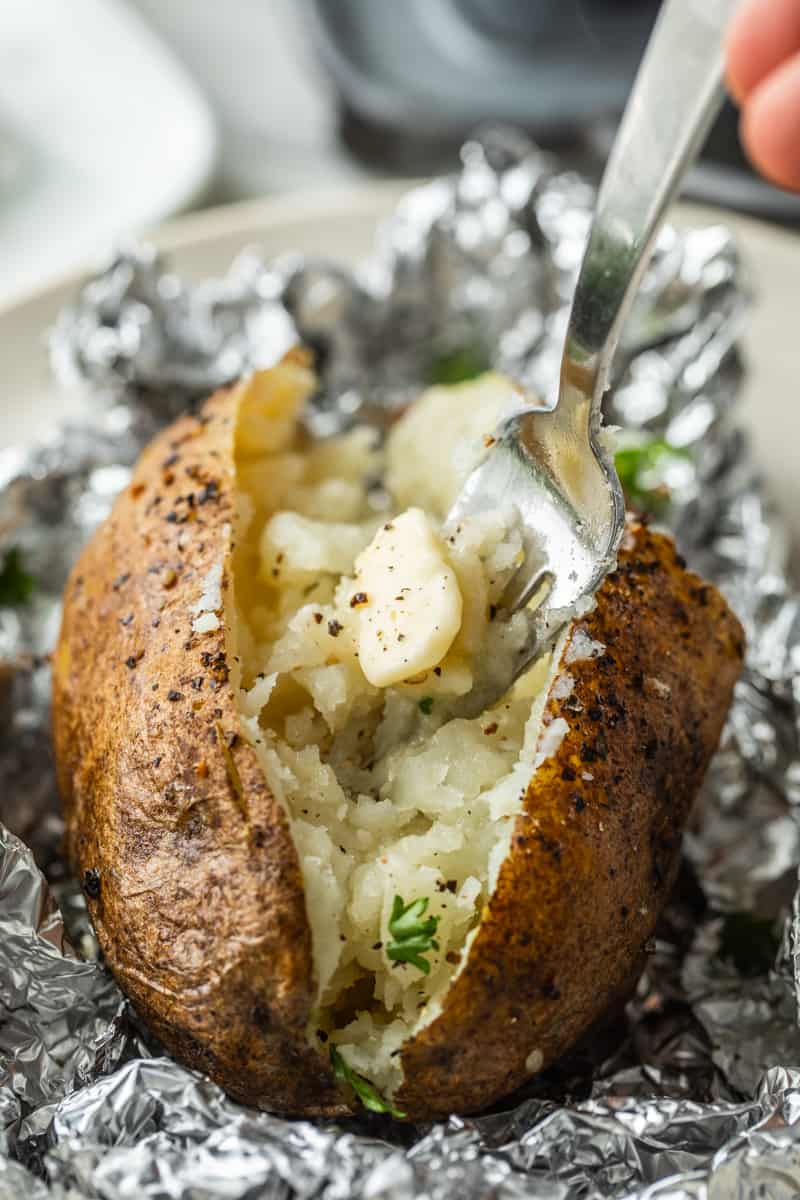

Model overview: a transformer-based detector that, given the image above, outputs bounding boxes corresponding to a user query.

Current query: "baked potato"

[53,355,744,1119]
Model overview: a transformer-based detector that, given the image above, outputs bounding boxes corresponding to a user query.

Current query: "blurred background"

[3,0,800,305]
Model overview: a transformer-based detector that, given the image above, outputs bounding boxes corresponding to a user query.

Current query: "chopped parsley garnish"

[718,911,781,978]
[429,346,490,386]
[386,894,440,974]
[329,1045,405,1118]
[0,547,34,606]
[614,439,691,513]
[418,696,434,715]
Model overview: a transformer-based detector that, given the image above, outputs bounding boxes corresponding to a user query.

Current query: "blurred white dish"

[0,183,798,551]
[0,0,216,304]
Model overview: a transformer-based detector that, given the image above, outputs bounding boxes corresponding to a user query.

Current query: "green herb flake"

[418,696,434,715]
[0,547,35,606]
[386,894,440,974]
[428,346,490,386]
[614,439,692,513]
[329,1045,405,1118]
[718,911,781,978]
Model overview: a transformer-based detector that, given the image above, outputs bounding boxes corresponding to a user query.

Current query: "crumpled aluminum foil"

[1,127,799,1199]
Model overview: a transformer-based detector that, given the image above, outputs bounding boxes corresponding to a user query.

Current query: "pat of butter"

[353,508,462,688]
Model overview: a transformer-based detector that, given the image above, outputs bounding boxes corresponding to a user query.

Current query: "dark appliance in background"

[306,0,800,223]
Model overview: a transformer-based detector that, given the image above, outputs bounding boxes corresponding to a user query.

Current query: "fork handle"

[564,0,739,412]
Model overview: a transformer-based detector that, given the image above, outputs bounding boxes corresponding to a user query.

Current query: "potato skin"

[395,524,744,1118]
[54,377,744,1119]
[52,376,346,1117]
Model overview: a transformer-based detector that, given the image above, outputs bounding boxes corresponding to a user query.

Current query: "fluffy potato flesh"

[232,368,551,1097]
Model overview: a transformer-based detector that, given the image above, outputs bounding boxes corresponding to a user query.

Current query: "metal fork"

[447,0,739,697]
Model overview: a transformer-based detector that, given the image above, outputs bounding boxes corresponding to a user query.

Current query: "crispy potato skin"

[53,381,346,1117]
[396,524,744,1117]
[54,379,744,1119]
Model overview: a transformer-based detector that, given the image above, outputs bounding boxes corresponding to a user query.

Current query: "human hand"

[727,0,800,190]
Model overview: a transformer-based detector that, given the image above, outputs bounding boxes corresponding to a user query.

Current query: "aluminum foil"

[1,128,799,1199]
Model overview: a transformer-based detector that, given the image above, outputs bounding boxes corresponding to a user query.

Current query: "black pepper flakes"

[328,619,343,637]
[200,650,229,683]
[198,480,219,504]
[350,592,368,608]
[537,834,562,862]
[167,689,184,702]
[82,868,101,900]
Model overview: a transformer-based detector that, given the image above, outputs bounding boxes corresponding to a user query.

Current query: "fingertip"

[726,3,755,104]
[741,55,800,192]
[724,0,800,104]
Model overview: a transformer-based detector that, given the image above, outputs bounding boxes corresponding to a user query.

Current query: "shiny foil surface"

[2,130,799,1199]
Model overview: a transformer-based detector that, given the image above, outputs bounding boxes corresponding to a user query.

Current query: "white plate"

[1,183,798,551]
[0,0,217,305]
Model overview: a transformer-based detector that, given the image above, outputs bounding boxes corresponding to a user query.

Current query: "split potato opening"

[230,363,565,1099]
